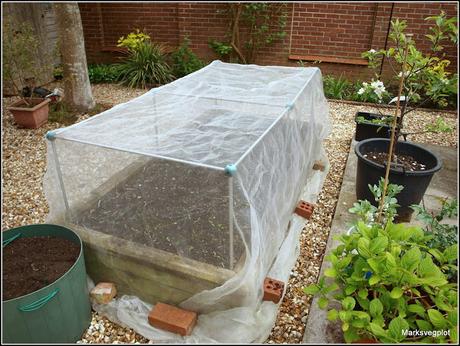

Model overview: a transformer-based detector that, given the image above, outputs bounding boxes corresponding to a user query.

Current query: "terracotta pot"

[7,98,51,129]
[353,338,379,343]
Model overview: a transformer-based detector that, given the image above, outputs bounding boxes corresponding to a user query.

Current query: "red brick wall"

[78,2,458,79]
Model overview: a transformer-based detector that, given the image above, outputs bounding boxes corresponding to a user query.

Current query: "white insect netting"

[44,60,331,343]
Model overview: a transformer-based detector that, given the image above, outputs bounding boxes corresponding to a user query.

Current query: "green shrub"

[323,75,352,100]
[116,42,173,88]
[304,181,458,343]
[88,64,120,84]
[171,38,206,78]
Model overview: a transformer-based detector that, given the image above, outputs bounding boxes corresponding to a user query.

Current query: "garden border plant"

[304,179,458,343]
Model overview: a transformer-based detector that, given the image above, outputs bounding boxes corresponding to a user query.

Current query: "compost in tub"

[44,60,331,342]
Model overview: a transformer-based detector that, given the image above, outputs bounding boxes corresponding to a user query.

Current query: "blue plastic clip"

[224,164,237,177]
[45,130,56,141]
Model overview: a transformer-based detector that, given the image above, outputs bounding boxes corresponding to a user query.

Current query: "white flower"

[370,80,384,89]
[362,82,368,87]
[368,49,376,54]
[357,88,365,95]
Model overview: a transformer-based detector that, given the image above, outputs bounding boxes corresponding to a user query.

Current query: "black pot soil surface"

[355,139,442,221]
[3,236,80,300]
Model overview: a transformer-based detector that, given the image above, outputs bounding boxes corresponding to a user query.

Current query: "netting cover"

[44,60,331,343]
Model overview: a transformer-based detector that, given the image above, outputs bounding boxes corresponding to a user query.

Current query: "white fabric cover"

[44,61,331,343]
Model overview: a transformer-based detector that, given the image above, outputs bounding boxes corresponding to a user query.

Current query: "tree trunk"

[54,3,95,111]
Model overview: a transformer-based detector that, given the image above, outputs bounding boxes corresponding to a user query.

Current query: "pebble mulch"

[2,85,457,343]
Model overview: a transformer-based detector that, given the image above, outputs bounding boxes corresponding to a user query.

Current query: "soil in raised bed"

[76,159,248,269]
[3,236,80,300]
[364,151,426,171]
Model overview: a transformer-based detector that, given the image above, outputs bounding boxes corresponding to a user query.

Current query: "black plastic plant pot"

[355,138,442,222]
[354,111,395,141]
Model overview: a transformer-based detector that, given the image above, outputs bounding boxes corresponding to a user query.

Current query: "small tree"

[360,11,458,143]
[209,3,288,64]
[2,19,50,105]
[358,12,458,221]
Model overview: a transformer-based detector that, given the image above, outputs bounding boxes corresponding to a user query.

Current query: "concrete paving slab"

[303,141,458,343]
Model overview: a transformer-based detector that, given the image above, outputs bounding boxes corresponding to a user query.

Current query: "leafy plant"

[116,42,173,88]
[305,182,458,343]
[117,29,151,51]
[412,198,458,281]
[209,3,287,63]
[88,64,120,84]
[2,19,54,105]
[360,12,458,142]
[323,75,352,100]
[208,39,233,59]
[171,37,206,78]
[412,198,458,251]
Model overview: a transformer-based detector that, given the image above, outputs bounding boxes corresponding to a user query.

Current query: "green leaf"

[416,319,432,331]
[407,304,426,317]
[428,309,448,329]
[370,236,388,254]
[401,247,422,272]
[342,322,349,332]
[318,296,329,309]
[369,275,381,285]
[447,309,457,326]
[370,298,384,317]
[344,285,357,295]
[450,327,458,343]
[324,268,337,278]
[369,322,387,338]
[429,248,445,264]
[358,288,368,300]
[390,287,404,299]
[342,297,356,311]
[444,244,458,263]
[327,309,339,321]
[339,310,352,322]
[343,328,360,343]
[367,258,382,273]
[388,316,409,342]
[303,284,320,295]
[358,238,372,258]
[323,282,340,294]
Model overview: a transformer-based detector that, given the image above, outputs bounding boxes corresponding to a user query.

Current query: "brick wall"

[78,2,457,80]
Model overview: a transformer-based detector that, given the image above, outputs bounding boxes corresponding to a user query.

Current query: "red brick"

[263,277,285,304]
[148,303,197,336]
[295,200,315,219]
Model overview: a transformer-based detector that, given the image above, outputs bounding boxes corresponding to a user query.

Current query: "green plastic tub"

[2,224,91,343]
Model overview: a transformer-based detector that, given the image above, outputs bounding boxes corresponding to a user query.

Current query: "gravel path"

[2,84,457,343]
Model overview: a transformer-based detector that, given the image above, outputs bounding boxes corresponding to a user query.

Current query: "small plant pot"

[354,112,395,141]
[2,224,91,343]
[7,97,51,129]
[355,139,442,222]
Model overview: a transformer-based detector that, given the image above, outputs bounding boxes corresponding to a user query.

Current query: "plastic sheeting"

[44,61,331,343]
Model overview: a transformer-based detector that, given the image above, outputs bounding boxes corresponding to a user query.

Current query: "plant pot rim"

[7,97,51,112]
[354,112,396,127]
[2,223,83,303]
[354,138,442,176]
